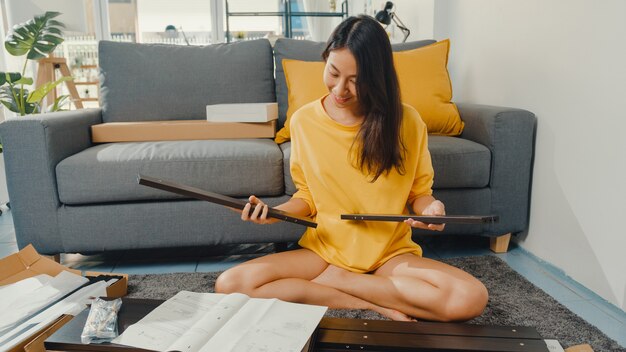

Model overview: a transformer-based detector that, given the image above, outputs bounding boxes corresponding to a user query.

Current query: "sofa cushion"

[279,142,296,195]
[99,39,276,123]
[273,38,326,132]
[428,136,491,188]
[394,40,464,136]
[281,136,490,195]
[275,59,327,143]
[56,139,284,205]
[273,38,436,131]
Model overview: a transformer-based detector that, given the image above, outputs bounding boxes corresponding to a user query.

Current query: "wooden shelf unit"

[53,38,100,108]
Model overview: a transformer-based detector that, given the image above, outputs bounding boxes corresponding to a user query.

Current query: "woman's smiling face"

[323,48,359,113]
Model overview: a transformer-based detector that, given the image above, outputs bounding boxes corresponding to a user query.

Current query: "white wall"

[433,0,626,309]
[390,0,433,41]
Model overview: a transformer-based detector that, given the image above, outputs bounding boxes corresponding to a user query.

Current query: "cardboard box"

[206,102,278,123]
[565,345,594,352]
[0,244,128,352]
[91,119,276,143]
[22,315,73,352]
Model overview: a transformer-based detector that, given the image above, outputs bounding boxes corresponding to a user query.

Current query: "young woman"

[215,15,488,322]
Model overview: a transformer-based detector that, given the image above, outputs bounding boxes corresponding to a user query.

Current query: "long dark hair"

[323,15,406,182]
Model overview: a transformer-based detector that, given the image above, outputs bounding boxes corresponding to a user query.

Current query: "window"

[225,0,283,41]
[225,0,345,42]
[0,0,350,113]
[1,0,100,108]
[108,0,214,45]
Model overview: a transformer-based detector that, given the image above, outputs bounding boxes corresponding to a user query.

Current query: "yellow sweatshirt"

[290,96,435,273]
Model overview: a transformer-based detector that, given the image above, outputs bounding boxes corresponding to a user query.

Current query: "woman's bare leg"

[214,248,413,321]
[312,254,488,321]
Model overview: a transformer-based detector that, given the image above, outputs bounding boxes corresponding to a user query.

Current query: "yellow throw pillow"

[274,59,327,144]
[394,39,463,136]
[275,39,463,143]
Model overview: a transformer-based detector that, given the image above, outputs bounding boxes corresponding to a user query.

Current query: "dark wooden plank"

[341,214,499,224]
[316,329,549,351]
[319,318,542,339]
[138,175,317,228]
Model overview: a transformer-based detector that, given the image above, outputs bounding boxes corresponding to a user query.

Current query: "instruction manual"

[113,290,327,352]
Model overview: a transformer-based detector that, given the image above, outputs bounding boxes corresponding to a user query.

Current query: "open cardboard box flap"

[0,244,128,352]
[0,244,127,297]
[0,244,80,284]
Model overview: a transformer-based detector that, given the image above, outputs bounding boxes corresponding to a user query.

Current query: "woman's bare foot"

[313,265,416,322]
[372,305,416,322]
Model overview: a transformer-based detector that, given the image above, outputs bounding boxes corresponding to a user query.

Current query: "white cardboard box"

[206,102,278,123]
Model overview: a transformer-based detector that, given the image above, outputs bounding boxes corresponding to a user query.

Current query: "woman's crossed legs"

[215,248,488,322]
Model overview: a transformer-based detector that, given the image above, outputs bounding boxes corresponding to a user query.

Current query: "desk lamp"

[375,1,411,43]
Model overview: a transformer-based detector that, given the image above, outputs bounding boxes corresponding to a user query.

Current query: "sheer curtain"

[301,0,341,42]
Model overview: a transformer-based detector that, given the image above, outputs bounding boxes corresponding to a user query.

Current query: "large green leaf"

[0,72,22,85]
[27,76,73,103]
[0,86,37,114]
[4,11,65,60]
[48,95,70,112]
[13,77,34,85]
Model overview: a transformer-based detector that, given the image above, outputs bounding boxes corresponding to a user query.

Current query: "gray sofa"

[0,39,536,256]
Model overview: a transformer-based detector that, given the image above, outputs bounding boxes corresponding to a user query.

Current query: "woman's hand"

[405,199,446,231]
[241,195,279,225]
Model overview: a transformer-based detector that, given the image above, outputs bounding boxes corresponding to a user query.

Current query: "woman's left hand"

[404,200,446,231]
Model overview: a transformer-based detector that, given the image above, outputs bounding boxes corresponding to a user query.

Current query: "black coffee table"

[45,298,549,351]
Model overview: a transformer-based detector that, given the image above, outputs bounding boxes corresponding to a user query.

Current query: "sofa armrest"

[0,108,103,253]
[457,103,537,235]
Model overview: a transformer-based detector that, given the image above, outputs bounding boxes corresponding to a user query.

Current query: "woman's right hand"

[241,195,279,225]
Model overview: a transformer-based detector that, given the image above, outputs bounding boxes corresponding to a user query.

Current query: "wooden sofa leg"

[44,254,61,263]
[489,233,511,253]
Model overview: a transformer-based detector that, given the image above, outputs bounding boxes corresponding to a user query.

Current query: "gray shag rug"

[126,255,624,351]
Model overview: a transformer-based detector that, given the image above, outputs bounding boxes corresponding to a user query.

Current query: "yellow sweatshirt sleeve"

[289,121,317,217]
[407,113,435,205]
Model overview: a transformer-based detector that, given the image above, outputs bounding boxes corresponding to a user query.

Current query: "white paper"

[199,298,326,352]
[0,271,89,336]
[0,274,53,312]
[114,291,327,352]
[168,293,249,352]
[113,291,227,351]
[0,280,107,351]
[544,339,565,352]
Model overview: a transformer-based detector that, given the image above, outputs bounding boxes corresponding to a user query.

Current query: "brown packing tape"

[91,120,277,143]
[564,345,594,352]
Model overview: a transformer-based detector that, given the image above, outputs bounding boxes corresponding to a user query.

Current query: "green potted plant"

[0,11,72,117]
[0,11,73,153]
